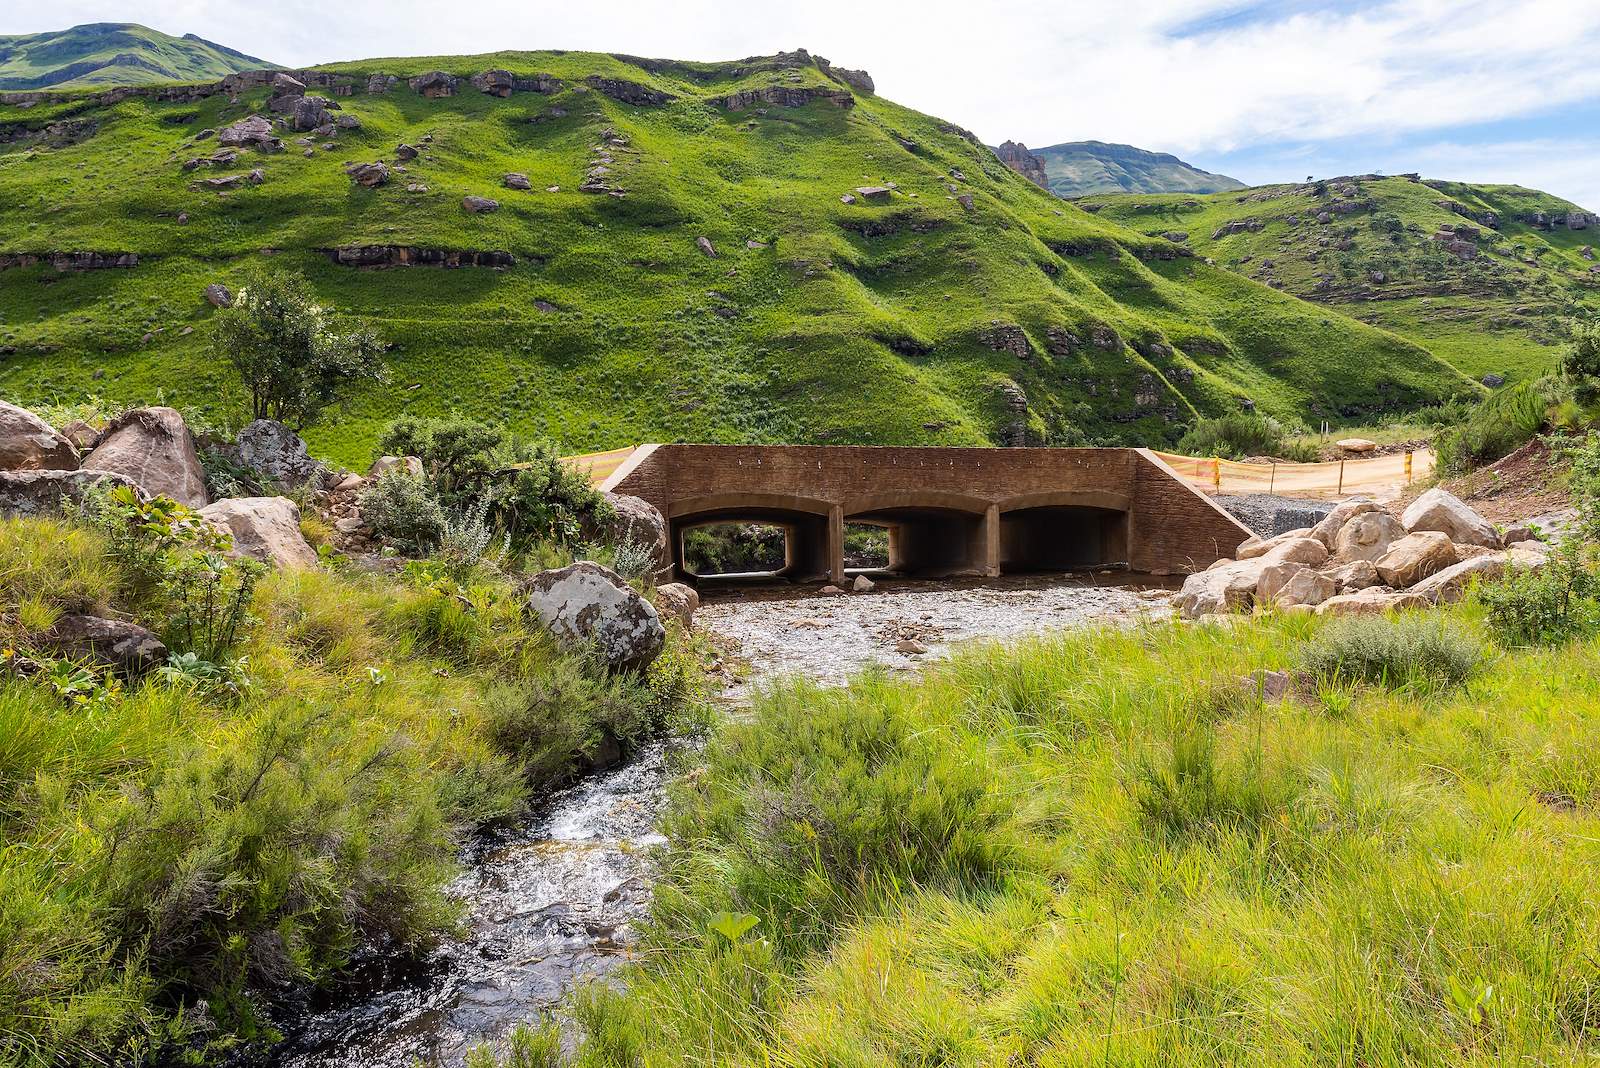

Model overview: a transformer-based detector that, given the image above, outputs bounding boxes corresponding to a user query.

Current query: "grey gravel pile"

[1216,494,1336,537]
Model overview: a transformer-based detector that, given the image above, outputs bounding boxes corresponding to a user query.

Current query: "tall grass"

[551,608,1600,1066]
[0,516,699,1064]
[1434,377,1562,474]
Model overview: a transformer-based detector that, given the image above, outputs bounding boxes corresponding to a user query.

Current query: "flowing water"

[264,575,1171,1065]
[267,746,674,1067]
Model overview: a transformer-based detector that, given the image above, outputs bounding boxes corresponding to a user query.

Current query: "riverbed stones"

[1374,531,1457,588]
[0,400,78,471]
[38,614,167,676]
[199,496,318,568]
[653,582,699,630]
[853,574,876,593]
[1176,558,1266,618]
[1401,487,1498,547]
[82,406,208,507]
[524,561,665,672]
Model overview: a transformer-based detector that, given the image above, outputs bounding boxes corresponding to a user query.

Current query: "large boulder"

[0,400,78,471]
[39,614,167,676]
[0,469,143,518]
[235,420,324,488]
[653,582,700,630]
[1374,531,1458,588]
[1257,562,1336,608]
[1324,558,1381,592]
[1410,547,1548,605]
[199,497,318,569]
[1332,510,1406,563]
[1315,587,1430,617]
[597,493,668,561]
[1261,535,1329,568]
[1235,527,1311,560]
[1401,488,1498,548]
[1176,558,1266,619]
[82,407,209,507]
[369,455,424,479]
[1310,498,1380,548]
[524,561,665,672]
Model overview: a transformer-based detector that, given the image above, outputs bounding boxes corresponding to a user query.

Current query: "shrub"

[1177,413,1314,461]
[436,496,504,578]
[1434,378,1560,474]
[1480,542,1600,647]
[1565,430,1600,543]
[1300,615,1482,691]
[607,539,658,583]
[161,550,265,662]
[1559,316,1600,400]
[359,471,447,554]
[211,266,388,428]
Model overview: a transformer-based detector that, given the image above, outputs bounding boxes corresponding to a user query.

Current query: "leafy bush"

[1435,378,1560,474]
[1177,413,1316,461]
[211,266,388,428]
[68,484,228,600]
[161,550,265,662]
[607,538,659,583]
[436,496,505,578]
[359,471,448,554]
[1559,316,1600,400]
[1300,615,1483,691]
[1479,544,1600,647]
[1566,430,1600,543]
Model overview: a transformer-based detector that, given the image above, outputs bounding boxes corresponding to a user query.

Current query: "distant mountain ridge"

[992,139,1245,198]
[0,23,269,90]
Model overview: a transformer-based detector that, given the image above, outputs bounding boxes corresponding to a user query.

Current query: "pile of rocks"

[1177,488,1548,619]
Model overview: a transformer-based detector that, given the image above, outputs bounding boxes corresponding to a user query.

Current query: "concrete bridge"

[585,445,1252,584]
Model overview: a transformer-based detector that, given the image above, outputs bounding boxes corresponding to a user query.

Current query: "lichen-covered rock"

[1401,488,1498,548]
[524,561,665,672]
[235,420,324,488]
[0,469,142,518]
[39,614,167,676]
[1374,531,1458,588]
[653,582,699,630]
[0,400,78,471]
[82,407,208,507]
[199,496,318,569]
[204,282,233,308]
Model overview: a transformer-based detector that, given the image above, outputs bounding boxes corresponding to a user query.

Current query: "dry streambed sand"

[696,576,1173,702]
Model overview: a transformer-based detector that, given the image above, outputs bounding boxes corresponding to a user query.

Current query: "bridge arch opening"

[999,504,1129,573]
[845,502,989,578]
[667,495,837,583]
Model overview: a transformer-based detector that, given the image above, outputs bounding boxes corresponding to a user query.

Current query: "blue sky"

[7,0,1598,207]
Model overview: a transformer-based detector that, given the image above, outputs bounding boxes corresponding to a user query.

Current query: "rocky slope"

[0,50,1474,467]
[1014,139,1246,198]
[1082,174,1600,385]
[0,23,269,90]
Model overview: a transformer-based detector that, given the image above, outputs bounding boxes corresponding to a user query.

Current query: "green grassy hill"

[1032,140,1246,197]
[0,50,1475,468]
[1082,175,1600,386]
[0,23,268,90]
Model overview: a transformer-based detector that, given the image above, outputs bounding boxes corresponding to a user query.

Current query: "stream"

[265,575,1171,1065]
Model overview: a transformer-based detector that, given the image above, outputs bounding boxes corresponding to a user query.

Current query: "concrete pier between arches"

[595,444,1251,583]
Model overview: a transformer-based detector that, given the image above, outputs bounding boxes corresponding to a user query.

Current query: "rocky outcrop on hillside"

[995,141,1048,189]
[1176,490,1546,619]
[719,85,853,110]
[0,252,137,271]
[321,246,516,269]
[584,75,673,106]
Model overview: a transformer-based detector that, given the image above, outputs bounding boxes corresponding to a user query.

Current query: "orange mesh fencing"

[562,446,638,487]
[1153,449,1433,501]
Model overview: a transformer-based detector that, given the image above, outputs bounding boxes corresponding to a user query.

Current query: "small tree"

[212,268,388,428]
[1559,317,1600,400]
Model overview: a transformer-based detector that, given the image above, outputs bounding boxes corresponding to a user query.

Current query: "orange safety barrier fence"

[1153,449,1433,501]
[563,446,638,487]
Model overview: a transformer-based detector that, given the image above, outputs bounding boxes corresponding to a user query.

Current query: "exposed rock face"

[585,76,673,106]
[719,86,853,110]
[216,115,281,150]
[0,400,78,471]
[40,614,167,677]
[994,140,1048,188]
[462,195,500,214]
[653,582,699,630]
[0,252,138,271]
[290,96,337,132]
[1315,587,1430,617]
[0,469,142,518]
[321,246,515,269]
[1374,531,1457,588]
[199,496,318,568]
[235,420,324,487]
[470,69,560,96]
[1401,488,1498,547]
[524,561,665,672]
[409,71,459,97]
[82,407,208,507]
[1332,510,1405,563]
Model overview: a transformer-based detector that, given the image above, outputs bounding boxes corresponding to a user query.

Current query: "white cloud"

[7,0,1600,200]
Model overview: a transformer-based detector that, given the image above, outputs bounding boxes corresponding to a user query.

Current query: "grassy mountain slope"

[0,23,268,90]
[1083,175,1600,386]
[1033,139,1246,197]
[0,51,1474,468]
